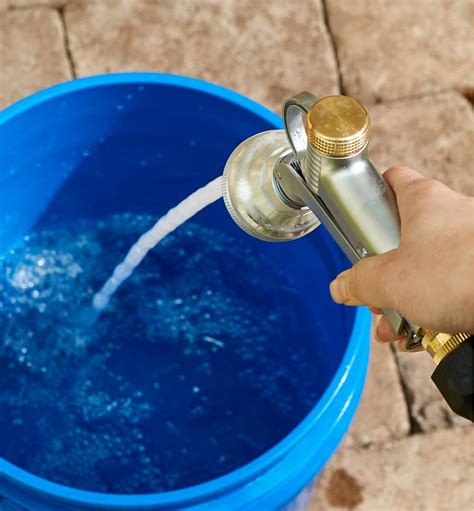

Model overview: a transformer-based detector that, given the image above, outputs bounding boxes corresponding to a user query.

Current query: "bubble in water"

[0,215,323,494]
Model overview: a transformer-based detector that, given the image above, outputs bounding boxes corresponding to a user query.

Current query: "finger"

[383,165,425,196]
[329,251,398,309]
[375,315,401,342]
[368,306,383,315]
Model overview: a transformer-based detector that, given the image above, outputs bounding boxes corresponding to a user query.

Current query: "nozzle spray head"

[222,130,319,242]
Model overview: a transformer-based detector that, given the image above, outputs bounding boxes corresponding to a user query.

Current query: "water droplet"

[116,104,124,111]
[82,150,91,158]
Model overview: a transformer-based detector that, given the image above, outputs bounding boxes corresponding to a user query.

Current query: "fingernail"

[330,276,348,304]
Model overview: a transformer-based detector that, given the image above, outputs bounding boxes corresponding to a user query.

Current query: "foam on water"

[0,215,323,493]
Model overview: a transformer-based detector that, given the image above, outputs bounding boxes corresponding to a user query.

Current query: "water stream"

[92,176,223,312]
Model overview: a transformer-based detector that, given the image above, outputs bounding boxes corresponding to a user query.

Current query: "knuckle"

[385,164,408,175]
[405,178,440,199]
[400,179,443,217]
[383,165,407,186]
[383,165,400,177]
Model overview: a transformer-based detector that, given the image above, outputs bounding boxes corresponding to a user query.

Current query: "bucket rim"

[0,72,370,508]
[0,72,281,128]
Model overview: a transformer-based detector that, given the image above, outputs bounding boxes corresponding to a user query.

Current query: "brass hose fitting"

[422,330,473,421]
[421,331,471,366]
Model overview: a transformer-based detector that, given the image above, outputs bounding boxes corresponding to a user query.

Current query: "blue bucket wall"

[0,74,370,510]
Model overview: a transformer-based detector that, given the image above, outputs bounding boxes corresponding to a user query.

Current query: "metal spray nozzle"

[221,92,473,422]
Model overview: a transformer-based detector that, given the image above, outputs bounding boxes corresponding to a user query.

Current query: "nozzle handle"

[283,92,317,159]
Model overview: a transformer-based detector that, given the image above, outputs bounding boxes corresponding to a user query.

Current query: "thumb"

[329,251,399,309]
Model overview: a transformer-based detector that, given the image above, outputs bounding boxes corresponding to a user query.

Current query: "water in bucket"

[0,76,369,511]
[0,179,325,493]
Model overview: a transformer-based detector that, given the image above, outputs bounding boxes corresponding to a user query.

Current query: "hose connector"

[422,330,473,421]
[422,330,471,366]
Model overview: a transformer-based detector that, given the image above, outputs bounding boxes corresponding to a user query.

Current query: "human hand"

[329,166,474,351]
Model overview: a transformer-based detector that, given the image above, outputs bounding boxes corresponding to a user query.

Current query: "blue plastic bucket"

[0,73,370,510]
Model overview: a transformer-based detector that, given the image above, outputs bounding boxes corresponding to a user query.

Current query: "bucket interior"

[0,76,355,495]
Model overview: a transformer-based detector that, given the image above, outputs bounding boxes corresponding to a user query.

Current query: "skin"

[328,165,474,351]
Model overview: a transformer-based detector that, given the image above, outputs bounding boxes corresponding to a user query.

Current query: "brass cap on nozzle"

[306,95,370,157]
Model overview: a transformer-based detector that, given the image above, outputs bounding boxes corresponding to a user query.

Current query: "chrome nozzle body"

[222,93,421,348]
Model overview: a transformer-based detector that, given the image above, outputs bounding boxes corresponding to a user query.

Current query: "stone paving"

[325,0,474,104]
[0,1,472,510]
[0,6,71,109]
